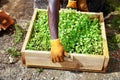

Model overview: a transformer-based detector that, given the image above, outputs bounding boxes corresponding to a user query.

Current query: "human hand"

[66,0,77,9]
[50,39,66,62]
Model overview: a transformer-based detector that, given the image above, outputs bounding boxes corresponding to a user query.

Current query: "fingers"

[52,58,56,63]
[51,56,64,63]
[59,56,64,62]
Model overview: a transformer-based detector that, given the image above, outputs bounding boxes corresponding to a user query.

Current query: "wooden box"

[21,9,109,72]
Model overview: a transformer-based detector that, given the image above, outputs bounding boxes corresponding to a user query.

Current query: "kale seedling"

[26,10,103,55]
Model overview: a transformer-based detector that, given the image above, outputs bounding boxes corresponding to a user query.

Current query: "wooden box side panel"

[21,8,38,51]
[24,50,104,71]
[99,13,109,71]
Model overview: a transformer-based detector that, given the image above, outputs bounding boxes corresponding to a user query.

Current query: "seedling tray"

[21,8,109,72]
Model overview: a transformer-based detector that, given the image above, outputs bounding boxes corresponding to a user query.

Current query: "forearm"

[48,0,60,40]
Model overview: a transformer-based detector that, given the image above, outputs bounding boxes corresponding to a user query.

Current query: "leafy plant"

[107,34,120,51]
[5,47,21,57]
[106,0,120,11]
[107,15,120,30]
[36,68,43,73]
[26,10,103,55]
[13,24,23,44]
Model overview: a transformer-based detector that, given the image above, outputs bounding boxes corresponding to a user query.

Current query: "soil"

[0,0,120,80]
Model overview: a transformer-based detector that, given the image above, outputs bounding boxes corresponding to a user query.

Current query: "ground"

[0,0,120,80]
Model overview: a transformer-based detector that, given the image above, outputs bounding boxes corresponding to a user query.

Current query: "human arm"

[48,0,66,62]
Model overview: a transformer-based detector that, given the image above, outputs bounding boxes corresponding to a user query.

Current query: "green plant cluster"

[108,34,120,51]
[26,11,50,51]
[13,24,23,44]
[106,0,120,11]
[107,15,120,30]
[26,10,103,55]
[5,47,21,57]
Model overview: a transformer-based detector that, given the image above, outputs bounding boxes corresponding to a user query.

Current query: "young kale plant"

[26,10,103,55]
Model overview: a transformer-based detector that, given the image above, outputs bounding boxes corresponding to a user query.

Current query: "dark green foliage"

[5,47,21,57]
[106,0,120,11]
[107,34,120,51]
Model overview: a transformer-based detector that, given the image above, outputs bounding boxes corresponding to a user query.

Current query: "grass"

[4,24,23,57]
[5,47,21,57]
[36,68,43,74]
[107,33,120,51]
[13,24,23,44]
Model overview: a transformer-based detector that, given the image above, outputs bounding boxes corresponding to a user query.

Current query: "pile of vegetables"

[26,10,103,55]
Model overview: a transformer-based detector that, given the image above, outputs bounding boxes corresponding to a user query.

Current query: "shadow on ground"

[0,26,15,37]
[0,0,9,7]
[104,12,120,73]
[107,57,120,73]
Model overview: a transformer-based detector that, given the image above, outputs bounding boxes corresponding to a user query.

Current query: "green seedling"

[5,47,21,57]
[13,24,23,44]
[26,10,103,55]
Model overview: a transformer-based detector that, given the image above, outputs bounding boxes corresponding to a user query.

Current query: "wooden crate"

[21,8,109,72]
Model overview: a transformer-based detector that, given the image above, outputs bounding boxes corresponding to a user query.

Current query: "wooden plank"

[99,13,109,71]
[23,50,104,71]
[21,8,38,51]
[21,8,38,65]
